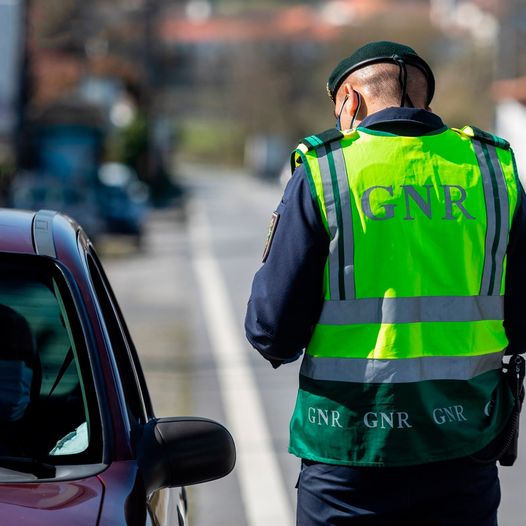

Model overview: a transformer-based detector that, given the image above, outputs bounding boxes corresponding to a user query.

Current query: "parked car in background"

[7,173,103,241]
[0,208,235,525]
[97,162,149,244]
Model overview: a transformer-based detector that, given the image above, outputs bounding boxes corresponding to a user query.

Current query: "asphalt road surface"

[101,165,525,526]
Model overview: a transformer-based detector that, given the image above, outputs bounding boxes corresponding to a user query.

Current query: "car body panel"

[96,461,147,526]
[0,476,103,525]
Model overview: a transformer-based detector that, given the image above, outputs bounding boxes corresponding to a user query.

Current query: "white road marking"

[188,199,294,526]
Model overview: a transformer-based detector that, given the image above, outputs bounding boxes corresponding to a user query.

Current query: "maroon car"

[0,209,235,525]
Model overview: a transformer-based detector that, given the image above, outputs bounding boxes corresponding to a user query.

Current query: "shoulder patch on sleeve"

[455,125,510,150]
[262,212,280,263]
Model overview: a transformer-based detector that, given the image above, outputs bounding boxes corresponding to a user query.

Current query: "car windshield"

[0,256,102,479]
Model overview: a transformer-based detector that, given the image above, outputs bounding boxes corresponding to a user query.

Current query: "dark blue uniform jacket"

[245,108,526,367]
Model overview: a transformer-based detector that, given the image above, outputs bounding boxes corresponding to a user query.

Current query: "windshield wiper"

[0,456,56,479]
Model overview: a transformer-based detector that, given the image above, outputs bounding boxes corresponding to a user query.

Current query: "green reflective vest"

[288,124,521,466]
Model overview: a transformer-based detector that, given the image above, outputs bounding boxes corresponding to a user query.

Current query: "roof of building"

[492,77,526,105]
[159,1,392,44]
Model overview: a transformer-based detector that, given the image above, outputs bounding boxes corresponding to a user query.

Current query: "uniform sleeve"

[504,184,526,354]
[244,165,329,366]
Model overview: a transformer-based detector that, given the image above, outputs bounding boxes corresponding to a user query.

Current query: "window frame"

[83,245,153,428]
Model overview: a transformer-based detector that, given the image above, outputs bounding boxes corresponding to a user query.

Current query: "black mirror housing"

[138,417,236,494]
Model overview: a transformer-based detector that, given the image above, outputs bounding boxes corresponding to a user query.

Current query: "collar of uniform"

[359,107,445,135]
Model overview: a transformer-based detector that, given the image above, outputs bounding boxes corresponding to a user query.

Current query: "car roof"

[0,208,84,258]
[0,208,38,254]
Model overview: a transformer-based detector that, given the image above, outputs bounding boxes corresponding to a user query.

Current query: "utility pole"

[142,0,156,186]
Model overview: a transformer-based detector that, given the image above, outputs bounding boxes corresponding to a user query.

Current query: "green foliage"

[178,118,245,166]
[117,112,149,170]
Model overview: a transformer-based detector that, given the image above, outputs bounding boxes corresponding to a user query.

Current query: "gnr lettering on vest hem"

[363,411,413,429]
[308,407,344,428]
[432,405,468,425]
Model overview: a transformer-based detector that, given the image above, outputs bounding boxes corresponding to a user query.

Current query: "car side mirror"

[138,417,236,494]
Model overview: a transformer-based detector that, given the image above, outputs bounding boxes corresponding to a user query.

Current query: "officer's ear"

[341,84,360,111]
[335,83,362,129]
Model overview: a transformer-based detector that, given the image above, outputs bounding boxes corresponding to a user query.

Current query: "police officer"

[245,41,526,525]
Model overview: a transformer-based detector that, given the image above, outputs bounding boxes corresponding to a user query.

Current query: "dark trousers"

[296,458,500,525]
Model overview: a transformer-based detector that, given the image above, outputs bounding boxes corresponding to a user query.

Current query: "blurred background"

[0,0,525,197]
[0,1,524,525]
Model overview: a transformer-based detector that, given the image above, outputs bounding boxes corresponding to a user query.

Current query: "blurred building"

[158,0,436,172]
[18,0,524,178]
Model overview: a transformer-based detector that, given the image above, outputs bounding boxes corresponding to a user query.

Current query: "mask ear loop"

[349,91,362,130]
[335,94,349,130]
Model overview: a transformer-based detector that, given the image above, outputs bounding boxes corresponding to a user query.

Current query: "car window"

[0,256,102,474]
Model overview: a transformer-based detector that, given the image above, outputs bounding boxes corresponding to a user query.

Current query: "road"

[101,165,525,526]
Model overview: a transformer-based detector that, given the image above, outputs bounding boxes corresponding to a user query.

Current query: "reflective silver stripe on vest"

[330,143,355,299]
[318,295,503,325]
[487,145,509,295]
[317,143,355,299]
[318,147,340,299]
[474,139,496,294]
[300,352,503,384]
[473,140,509,296]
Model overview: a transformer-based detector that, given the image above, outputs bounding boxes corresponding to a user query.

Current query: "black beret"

[327,40,435,105]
